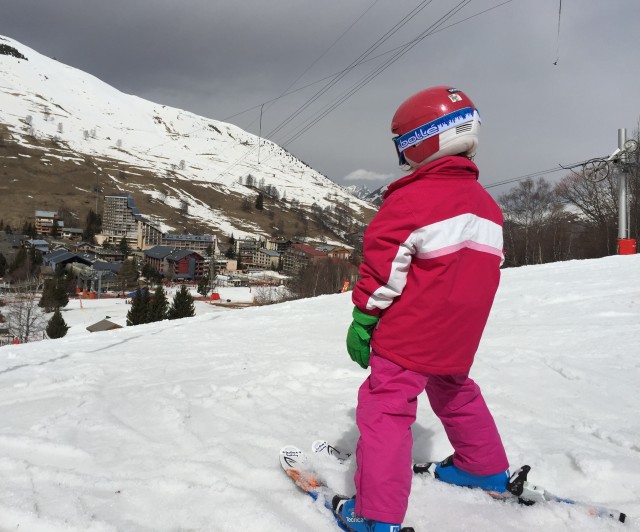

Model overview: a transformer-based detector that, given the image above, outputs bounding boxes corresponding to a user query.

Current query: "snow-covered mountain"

[344,183,388,207]
[0,255,638,531]
[0,36,376,240]
[344,184,371,200]
[362,183,387,206]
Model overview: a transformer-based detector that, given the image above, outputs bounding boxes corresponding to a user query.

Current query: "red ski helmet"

[391,86,480,169]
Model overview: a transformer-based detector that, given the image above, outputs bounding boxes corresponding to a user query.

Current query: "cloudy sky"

[2,1,639,195]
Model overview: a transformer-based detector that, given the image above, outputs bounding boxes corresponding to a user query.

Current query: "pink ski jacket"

[352,156,503,375]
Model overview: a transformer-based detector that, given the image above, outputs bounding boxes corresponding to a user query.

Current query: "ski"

[279,445,349,531]
[313,441,627,524]
[312,439,352,463]
[280,445,415,531]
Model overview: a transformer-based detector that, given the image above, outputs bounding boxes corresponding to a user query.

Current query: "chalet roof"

[144,245,174,259]
[44,250,94,267]
[291,243,328,257]
[92,261,122,273]
[44,248,71,262]
[86,319,123,333]
[27,239,49,246]
[167,249,203,262]
[35,210,56,218]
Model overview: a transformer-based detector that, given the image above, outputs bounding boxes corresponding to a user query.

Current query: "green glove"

[346,307,380,369]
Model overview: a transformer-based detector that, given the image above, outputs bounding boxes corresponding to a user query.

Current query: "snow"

[1,255,639,531]
[0,35,375,240]
[61,286,256,335]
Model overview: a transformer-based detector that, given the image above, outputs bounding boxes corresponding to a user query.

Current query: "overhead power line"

[223,0,514,124]
[483,166,567,190]
[217,0,440,178]
[276,0,473,150]
[219,0,516,178]
[240,0,381,131]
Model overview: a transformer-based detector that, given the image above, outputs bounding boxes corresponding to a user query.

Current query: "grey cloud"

[2,0,640,195]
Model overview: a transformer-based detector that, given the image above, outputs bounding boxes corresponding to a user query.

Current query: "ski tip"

[312,440,352,462]
[279,446,307,469]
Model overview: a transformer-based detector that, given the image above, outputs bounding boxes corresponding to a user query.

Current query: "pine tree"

[197,276,210,297]
[148,284,169,322]
[117,258,139,291]
[126,287,150,326]
[82,209,102,242]
[40,276,70,312]
[255,193,264,210]
[46,308,69,339]
[167,284,195,320]
[118,237,131,257]
[38,279,57,312]
[54,276,69,309]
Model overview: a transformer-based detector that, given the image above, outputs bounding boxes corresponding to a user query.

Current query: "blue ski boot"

[434,455,508,493]
[332,496,414,532]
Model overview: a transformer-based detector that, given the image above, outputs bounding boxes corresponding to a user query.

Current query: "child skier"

[337,86,510,531]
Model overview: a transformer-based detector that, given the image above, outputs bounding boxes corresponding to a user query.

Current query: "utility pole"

[617,128,628,241]
[615,128,638,254]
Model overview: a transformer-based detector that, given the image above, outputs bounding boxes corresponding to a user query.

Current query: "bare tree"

[289,259,358,298]
[555,167,619,256]
[5,278,47,343]
[498,177,565,266]
[253,285,290,305]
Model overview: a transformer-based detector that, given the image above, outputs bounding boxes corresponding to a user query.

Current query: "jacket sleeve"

[352,194,417,316]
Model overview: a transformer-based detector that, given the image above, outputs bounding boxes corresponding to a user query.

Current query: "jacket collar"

[383,156,479,200]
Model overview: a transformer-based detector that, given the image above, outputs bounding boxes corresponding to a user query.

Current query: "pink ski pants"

[354,354,509,524]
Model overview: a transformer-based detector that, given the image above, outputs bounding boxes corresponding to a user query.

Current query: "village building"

[281,243,328,274]
[161,233,217,253]
[327,247,352,261]
[143,246,205,280]
[34,210,60,236]
[98,193,141,247]
[253,248,281,270]
[60,227,84,241]
[234,237,261,269]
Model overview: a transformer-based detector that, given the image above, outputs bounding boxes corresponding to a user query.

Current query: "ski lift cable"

[223,0,515,123]
[277,0,473,149]
[227,0,471,175]
[483,153,613,190]
[264,0,438,141]
[223,0,517,180]
[483,167,567,189]
[143,0,383,157]
[217,0,439,177]
[146,0,510,166]
[258,0,514,164]
[245,0,382,131]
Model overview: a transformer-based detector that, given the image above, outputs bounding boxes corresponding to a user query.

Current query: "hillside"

[0,36,377,242]
[0,254,638,531]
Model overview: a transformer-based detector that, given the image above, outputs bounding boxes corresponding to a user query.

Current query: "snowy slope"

[0,35,375,237]
[1,255,639,531]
